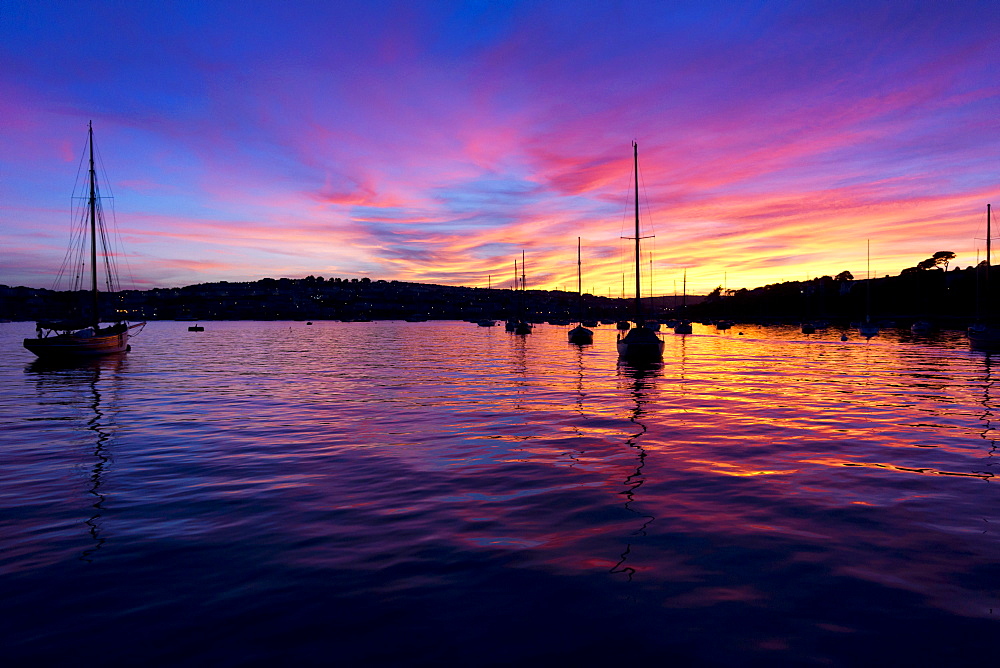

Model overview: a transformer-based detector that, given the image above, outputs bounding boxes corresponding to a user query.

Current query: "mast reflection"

[978,354,998,472]
[26,355,125,561]
[610,361,660,580]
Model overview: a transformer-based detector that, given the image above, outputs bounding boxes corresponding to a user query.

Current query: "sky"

[2,0,998,296]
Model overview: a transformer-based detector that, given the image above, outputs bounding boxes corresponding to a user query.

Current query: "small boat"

[477,319,497,327]
[567,324,592,344]
[509,252,532,335]
[715,320,732,331]
[568,238,594,345]
[969,322,1000,350]
[673,269,692,334]
[858,322,879,339]
[858,241,879,339]
[23,122,145,358]
[616,142,665,361]
[188,324,205,332]
[801,322,816,334]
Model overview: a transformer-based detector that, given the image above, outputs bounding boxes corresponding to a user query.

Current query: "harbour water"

[2,320,998,665]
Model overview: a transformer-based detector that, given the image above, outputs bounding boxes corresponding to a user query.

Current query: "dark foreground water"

[2,320,997,666]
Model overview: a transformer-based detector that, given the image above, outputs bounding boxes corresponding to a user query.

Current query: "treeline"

[688,265,997,326]
[0,276,695,322]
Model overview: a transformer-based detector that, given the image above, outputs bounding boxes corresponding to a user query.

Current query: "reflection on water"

[979,354,999,468]
[24,355,126,562]
[1,320,999,665]
[609,362,658,580]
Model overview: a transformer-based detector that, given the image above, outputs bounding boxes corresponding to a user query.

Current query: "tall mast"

[682,269,687,309]
[88,121,99,327]
[866,239,871,323]
[649,252,654,312]
[633,141,641,323]
[986,204,992,316]
[521,250,527,320]
[577,237,582,322]
[988,203,993,267]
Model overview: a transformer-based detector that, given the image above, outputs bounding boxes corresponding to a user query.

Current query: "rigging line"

[53,143,93,291]
[99,199,123,292]
[106,210,137,297]
[93,139,122,293]
[619,160,634,299]
[636,148,657,298]
[67,203,90,294]
[93,190,114,293]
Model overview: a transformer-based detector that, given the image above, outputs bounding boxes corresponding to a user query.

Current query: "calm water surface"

[2,321,997,665]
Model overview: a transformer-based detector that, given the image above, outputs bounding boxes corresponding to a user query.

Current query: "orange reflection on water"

[686,459,799,477]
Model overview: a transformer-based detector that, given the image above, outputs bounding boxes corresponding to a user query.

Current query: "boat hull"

[24,331,130,358]
[617,327,665,361]
[858,325,879,338]
[968,324,1000,351]
[567,326,593,345]
[616,339,665,360]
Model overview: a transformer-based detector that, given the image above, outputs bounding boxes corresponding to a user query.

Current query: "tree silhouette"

[903,251,957,275]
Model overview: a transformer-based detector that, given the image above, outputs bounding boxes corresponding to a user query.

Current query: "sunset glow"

[2,1,997,294]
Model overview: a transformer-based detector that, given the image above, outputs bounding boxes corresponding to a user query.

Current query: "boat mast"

[682,269,687,309]
[633,141,641,324]
[521,250,527,320]
[577,238,582,296]
[866,239,871,324]
[649,252,654,313]
[88,121,99,327]
[986,204,992,318]
[577,237,582,322]
[988,203,993,268]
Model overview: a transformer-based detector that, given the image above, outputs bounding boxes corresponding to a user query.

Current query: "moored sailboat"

[568,237,594,345]
[969,203,1000,350]
[617,142,665,361]
[858,240,879,339]
[673,269,692,334]
[23,122,145,358]
[506,252,532,335]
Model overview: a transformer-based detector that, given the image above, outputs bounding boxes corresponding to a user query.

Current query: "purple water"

[2,320,997,665]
